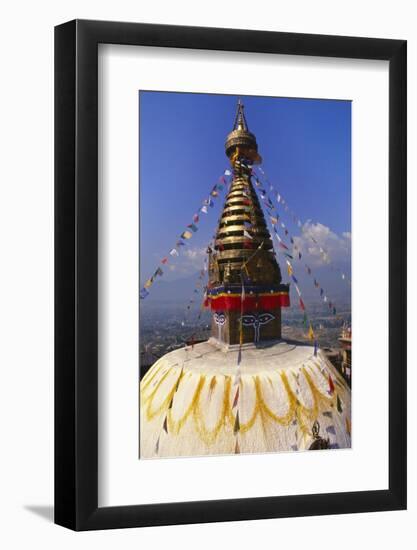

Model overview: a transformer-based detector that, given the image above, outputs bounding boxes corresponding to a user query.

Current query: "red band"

[205,293,290,311]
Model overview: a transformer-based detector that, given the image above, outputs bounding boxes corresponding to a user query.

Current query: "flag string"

[253,166,351,286]
[249,168,341,319]
[140,169,232,300]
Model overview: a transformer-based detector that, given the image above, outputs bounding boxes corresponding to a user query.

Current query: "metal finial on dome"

[233,99,249,131]
[225,99,261,164]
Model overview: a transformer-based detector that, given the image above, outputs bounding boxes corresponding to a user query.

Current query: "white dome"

[140,339,351,458]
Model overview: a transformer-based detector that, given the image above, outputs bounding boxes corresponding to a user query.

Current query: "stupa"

[140,101,351,458]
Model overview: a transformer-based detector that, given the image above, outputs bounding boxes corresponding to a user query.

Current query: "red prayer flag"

[232,386,240,408]
[299,298,305,311]
[328,374,335,395]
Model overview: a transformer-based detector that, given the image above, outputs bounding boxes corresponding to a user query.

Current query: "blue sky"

[139,91,351,288]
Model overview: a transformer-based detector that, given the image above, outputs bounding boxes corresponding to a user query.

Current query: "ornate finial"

[225,99,261,164]
[233,99,249,132]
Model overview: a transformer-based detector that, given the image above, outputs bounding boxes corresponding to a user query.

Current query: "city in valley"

[140,298,351,383]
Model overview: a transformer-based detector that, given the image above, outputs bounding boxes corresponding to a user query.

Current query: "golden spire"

[210,100,280,287]
[206,100,290,346]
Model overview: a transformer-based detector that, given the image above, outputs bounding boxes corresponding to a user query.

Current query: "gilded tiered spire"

[206,100,290,347]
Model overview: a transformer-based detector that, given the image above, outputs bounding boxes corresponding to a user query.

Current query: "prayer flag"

[279,242,289,251]
[169,248,179,257]
[224,169,232,176]
[243,230,253,239]
[176,240,185,247]
[291,274,298,284]
[287,264,293,276]
[232,386,240,408]
[161,257,168,265]
[233,411,240,434]
[187,223,198,233]
[314,340,318,357]
[140,288,149,299]
[308,323,314,341]
[154,267,163,277]
[144,278,153,289]
[298,252,302,259]
[181,230,193,240]
[294,284,302,297]
[200,206,208,214]
[328,375,335,394]
[299,298,305,311]
[270,216,278,225]
[193,213,199,223]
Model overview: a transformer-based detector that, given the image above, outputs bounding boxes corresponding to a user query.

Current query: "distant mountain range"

[141,265,351,308]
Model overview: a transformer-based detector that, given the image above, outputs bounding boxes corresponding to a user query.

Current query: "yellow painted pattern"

[141,363,342,447]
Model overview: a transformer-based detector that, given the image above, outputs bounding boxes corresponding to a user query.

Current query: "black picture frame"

[55,19,407,531]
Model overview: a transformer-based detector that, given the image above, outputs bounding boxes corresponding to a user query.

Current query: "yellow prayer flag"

[181,230,193,239]
[308,323,314,341]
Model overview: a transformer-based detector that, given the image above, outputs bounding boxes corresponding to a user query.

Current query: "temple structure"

[139,101,352,459]
[206,101,290,346]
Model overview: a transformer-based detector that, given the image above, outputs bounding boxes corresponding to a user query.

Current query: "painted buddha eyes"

[258,313,275,324]
[241,313,275,326]
[242,315,256,326]
[214,313,226,325]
